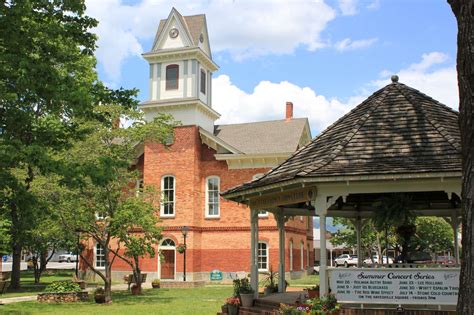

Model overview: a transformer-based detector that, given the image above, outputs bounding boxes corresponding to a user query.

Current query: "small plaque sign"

[210,269,223,281]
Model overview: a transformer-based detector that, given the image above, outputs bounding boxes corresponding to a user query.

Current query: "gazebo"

[222,76,461,308]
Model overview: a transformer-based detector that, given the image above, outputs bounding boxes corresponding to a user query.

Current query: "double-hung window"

[206,176,220,217]
[258,242,268,271]
[200,69,206,94]
[161,176,175,216]
[95,243,105,268]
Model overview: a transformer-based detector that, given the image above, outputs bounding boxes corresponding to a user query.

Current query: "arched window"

[161,239,175,247]
[300,241,304,270]
[161,175,175,216]
[258,242,268,271]
[166,64,179,90]
[205,176,220,217]
[95,243,105,268]
[289,240,293,272]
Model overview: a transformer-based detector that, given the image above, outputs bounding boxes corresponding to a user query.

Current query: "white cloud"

[367,0,380,10]
[334,37,378,52]
[212,51,459,136]
[212,75,356,134]
[338,0,358,15]
[86,0,336,83]
[373,52,459,110]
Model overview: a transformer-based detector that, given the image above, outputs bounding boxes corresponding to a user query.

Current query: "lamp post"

[181,226,189,281]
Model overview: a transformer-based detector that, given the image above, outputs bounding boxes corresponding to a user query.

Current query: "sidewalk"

[0,283,130,304]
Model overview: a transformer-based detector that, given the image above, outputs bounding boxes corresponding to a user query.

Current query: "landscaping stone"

[37,291,89,303]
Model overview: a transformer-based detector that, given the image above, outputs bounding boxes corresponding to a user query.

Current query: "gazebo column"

[319,214,328,295]
[250,208,259,297]
[355,217,363,267]
[275,211,286,293]
[451,214,461,264]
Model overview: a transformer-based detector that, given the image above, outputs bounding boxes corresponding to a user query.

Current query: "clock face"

[199,33,204,43]
[169,28,179,38]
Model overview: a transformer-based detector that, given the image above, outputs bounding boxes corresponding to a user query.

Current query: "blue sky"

[86,0,458,136]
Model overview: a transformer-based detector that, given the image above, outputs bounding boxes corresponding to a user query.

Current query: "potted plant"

[152,279,160,289]
[237,278,254,307]
[94,287,106,304]
[225,297,240,315]
[306,284,320,299]
[176,244,186,254]
[311,294,341,315]
[260,266,279,295]
[72,274,86,290]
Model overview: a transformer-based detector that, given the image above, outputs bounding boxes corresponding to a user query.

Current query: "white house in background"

[313,228,352,267]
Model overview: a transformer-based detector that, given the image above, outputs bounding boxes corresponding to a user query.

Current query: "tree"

[0,0,98,289]
[411,217,454,256]
[57,103,175,303]
[330,218,396,261]
[447,1,474,313]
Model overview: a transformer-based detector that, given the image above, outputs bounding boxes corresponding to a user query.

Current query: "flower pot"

[221,304,228,313]
[227,304,239,315]
[94,294,106,304]
[239,293,254,307]
[74,280,86,290]
[307,289,320,299]
[131,284,142,295]
[264,287,273,296]
[152,283,160,289]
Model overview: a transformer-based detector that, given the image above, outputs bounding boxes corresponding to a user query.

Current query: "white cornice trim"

[199,128,241,154]
[222,171,462,200]
[143,47,219,72]
[140,98,221,120]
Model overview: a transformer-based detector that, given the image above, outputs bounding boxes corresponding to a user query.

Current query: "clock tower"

[141,8,220,133]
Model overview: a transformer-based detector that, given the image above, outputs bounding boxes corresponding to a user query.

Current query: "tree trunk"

[10,242,22,289]
[448,1,474,313]
[132,256,142,294]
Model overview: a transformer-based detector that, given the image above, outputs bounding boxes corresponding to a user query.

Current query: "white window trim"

[135,179,144,197]
[94,243,106,270]
[161,175,176,217]
[258,210,268,218]
[205,176,220,218]
[258,241,269,272]
[300,241,304,270]
[289,241,293,272]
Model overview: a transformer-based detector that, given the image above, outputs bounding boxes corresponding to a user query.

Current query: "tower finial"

[391,75,399,83]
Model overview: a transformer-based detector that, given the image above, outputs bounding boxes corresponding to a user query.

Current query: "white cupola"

[140,8,220,133]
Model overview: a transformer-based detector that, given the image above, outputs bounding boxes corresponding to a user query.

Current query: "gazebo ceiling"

[223,77,461,200]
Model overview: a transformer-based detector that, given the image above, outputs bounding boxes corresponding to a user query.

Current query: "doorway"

[160,239,176,280]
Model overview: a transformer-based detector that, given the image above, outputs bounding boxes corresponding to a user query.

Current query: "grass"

[0,286,233,315]
[1,270,75,298]
[287,274,320,287]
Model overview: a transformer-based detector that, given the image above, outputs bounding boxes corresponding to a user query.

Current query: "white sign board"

[329,268,459,305]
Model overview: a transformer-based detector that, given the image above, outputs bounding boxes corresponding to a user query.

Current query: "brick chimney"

[286,102,293,120]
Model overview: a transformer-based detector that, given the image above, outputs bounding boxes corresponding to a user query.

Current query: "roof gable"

[152,8,193,51]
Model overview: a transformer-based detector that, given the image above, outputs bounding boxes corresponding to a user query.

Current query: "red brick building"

[85,8,314,282]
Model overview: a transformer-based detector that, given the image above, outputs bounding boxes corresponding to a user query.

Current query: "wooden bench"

[123,273,147,291]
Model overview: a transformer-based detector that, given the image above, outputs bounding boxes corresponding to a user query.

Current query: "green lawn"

[287,274,320,287]
[0,286,233,315]
[1,270,75,298]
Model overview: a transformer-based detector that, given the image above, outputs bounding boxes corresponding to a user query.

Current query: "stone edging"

[37,291,89,303]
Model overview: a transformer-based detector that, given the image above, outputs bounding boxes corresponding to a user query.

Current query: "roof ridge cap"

[394,83,461,153]
[296,87,392,176]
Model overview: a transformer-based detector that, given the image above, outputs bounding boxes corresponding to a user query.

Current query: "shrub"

[94,287,105,296]
[44,281,81,293]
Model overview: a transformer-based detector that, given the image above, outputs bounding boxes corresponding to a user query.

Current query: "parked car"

[363,255,393,265]
[435,256,455,265]
[58,253,78,263]
[334,254,358,267]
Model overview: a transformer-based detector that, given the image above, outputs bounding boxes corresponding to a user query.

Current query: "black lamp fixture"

[181,226,189,281]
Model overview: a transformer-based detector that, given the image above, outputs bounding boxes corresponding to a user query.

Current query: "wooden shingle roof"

[223,78,461,196]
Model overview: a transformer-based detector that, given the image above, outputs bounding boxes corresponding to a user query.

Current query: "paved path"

[0,283,130,304]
